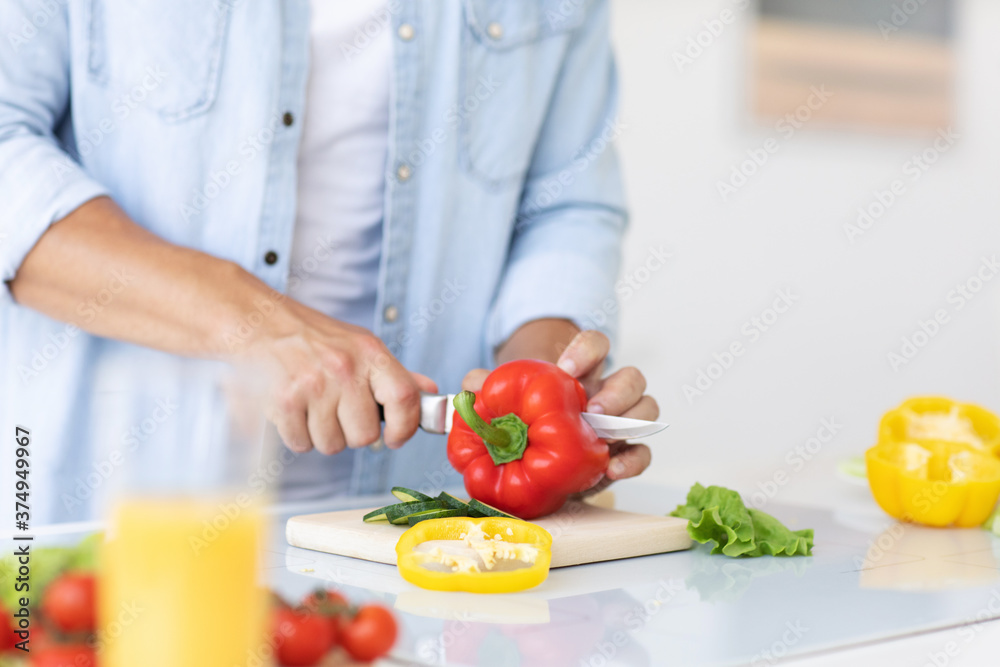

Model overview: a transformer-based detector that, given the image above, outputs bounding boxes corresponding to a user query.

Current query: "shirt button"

[397,23,415,41]
[264,251,279,265]
[282,112,294,127]
[383,305,399,322]
[396,164,412,182]
[486,22,503,40]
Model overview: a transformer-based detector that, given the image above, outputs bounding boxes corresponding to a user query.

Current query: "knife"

[417,393,669,441]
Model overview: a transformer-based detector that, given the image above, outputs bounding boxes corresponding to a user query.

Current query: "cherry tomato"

[302,588,349,643]
[40,573,97,634]
[273,607,333,666]
[1,607,16,652]
[340,604,397,663]
[29,644,97,667]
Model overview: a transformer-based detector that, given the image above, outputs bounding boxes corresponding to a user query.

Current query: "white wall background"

[610,0,1000,509]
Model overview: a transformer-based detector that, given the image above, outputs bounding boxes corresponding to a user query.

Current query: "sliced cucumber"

[391,486,433,503]
[386,500,447,524]
[407,508,465,526]
[467,499,520,520]
[436,492,471,512]
[362,507,391,523]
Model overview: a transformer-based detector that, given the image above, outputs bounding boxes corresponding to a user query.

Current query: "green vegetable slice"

[362,508,391,523]
[670,483,813,557]
[407,508,466,526]
[386,500,448,524]
[436,492,471,512]
[466,499,519,520]
[391,486,433,503]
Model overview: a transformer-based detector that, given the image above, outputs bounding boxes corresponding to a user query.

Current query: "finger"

[619,395,659,422]
[410,372,439,394]
[337,383,383,449]
[304,388,347,454]
[586,366,647,415]
[556,330,610,380]
[270,398,313,454]
[606,443,652,481]
[369,352,423,448]
[462,369,489,392]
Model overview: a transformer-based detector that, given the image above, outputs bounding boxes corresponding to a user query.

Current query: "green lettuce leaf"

[670,483,813,557]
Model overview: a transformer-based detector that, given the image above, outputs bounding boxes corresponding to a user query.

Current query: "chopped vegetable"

[447,359,609,520]
[396,517,552,593]
[866,440,1000,527]
[670,484,813,557]
[391,486,433,503]
[879,397,1000,455]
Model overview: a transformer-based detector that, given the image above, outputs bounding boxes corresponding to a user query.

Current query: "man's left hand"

[461,329,656,496]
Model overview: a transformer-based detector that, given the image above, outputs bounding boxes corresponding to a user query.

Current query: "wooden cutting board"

[286,501,692,568]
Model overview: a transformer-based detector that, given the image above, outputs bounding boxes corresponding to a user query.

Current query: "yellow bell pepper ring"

[865,440,1000,527]
[395,517,552,593]
[878,396,1000,456]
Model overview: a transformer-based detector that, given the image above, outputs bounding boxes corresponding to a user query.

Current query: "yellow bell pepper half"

[395,517,552,594]
[878,396,1000,456]
[866,440,1000,527]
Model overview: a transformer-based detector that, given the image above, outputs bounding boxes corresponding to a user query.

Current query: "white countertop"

[270,481,1000,667]
[13,479,1000,666]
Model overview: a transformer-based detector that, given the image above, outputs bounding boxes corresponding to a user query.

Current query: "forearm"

[496,318,580,365]
[8,196,292,358]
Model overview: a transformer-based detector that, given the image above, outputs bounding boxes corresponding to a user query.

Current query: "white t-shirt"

[282,1,391,500]
[288,0,390,330]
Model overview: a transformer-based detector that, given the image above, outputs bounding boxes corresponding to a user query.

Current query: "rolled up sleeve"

[487,0,628,357]
[0,1,109,293]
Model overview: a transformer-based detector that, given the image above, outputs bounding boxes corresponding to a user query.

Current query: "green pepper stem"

[452,391,529,466]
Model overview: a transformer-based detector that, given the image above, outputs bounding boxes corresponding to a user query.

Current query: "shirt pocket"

[86,0,232,123]
[459,0,591,188]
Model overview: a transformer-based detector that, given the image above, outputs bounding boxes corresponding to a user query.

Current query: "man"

[0,0,656,524]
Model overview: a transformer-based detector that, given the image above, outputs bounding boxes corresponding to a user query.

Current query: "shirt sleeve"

[0,1,110,297]
[486,0,628,360]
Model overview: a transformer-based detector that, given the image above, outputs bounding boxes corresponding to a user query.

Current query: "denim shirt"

[0,0,626,524]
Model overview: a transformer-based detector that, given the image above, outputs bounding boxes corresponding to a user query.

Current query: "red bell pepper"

[447,359,609,519]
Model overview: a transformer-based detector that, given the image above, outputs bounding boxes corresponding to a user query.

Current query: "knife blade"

[418,393,669,440]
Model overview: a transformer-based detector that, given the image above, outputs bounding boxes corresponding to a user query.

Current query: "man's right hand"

[10,196,433,456]
[249,300,437,454]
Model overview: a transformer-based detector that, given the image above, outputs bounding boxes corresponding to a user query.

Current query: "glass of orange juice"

[98,359,274,667]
